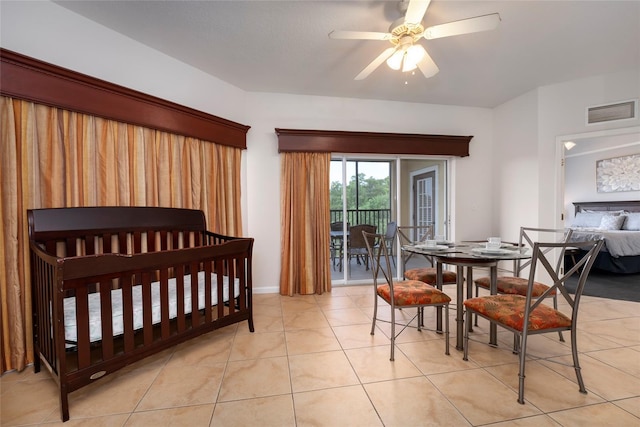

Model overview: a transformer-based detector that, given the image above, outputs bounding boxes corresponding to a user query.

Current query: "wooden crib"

[28,206,254,421]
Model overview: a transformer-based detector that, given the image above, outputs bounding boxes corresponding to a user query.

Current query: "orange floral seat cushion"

[474,276,555,297]
[405,268,457,285]
[464,295,571,331]
[377,280,451,306]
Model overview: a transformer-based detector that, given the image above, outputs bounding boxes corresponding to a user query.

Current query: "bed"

[28,206,254,422]
[567,201,640,274]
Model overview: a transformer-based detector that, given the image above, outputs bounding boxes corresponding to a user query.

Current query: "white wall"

[493,90,540,242]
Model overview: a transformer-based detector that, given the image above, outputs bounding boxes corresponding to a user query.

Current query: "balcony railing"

[330,209,392,234]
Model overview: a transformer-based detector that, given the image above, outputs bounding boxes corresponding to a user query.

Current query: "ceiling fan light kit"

[329,0,500,80]
[386,37,425,72]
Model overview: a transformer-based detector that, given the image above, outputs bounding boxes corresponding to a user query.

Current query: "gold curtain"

[280,152,332,296]
[0,97,243,373]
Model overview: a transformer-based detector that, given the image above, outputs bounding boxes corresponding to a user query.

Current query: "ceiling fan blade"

[404,0,431,25]
[355,47,397,80]
[415,45,439,78]
[329,30,391,41]
[424,13,501,40]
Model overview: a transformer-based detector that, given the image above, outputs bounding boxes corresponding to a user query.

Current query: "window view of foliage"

[330,166,390,210]
[330,160,392,233]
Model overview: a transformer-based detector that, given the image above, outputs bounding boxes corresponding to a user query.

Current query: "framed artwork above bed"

[596,154,640,193]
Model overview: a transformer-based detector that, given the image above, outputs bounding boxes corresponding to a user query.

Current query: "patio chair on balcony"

[331,221,349,271]
[347,224,377,272]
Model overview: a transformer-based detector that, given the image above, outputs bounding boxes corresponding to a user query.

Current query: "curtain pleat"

[0,96,243,373]
[0,98,29,372]
[280,152,332,296]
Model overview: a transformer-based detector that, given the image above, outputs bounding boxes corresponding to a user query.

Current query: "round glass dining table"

[403,243,531,350]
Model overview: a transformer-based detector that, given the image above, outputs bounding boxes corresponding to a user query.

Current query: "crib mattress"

[64,271,240,346]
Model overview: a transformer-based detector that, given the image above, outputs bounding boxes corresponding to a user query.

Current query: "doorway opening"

[555,126,640,229]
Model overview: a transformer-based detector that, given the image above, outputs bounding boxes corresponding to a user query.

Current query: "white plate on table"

[436,240,454,246]
[471,243,515,248]
[414,244,449,251]
[471,247,516,255]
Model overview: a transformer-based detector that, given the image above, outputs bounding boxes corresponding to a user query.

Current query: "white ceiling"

[53,0,639,108]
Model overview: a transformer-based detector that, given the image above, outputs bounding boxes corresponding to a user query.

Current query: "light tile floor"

[2,285,639,426]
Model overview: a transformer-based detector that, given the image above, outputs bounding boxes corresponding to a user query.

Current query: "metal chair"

[363,230,451,361]
[383,221,398,266]
[472,227,574,344]
[397,225,458,286]
[463,238,603,404]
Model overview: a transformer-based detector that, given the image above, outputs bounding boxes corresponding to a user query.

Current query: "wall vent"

[587,100,638,125]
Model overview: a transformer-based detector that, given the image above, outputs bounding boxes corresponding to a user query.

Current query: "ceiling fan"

[329,0,500,80]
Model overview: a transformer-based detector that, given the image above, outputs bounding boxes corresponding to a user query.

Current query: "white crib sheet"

[64,271,240,346]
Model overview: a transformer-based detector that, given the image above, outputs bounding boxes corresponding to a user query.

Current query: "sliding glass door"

[330,155,450,285]
[330,159,394,283]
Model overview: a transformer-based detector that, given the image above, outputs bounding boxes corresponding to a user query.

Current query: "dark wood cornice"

[0,48,250,149]
[275,128,472,157]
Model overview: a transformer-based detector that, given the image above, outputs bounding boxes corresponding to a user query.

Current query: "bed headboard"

[573,200,640,214]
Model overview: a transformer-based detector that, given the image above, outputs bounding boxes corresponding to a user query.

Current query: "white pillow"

[622,213,640,231]
[572,212,605,228]
[599,215,625,230]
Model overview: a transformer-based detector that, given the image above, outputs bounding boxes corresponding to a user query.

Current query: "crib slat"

[122,274,135,352]
[85,235,95,256]
[45,241,56,256]
[142,272,153,345]
[172,231,180,250]
[65,238,75,257]
[190,262,200,326]
[118,232,127,255]
[133,231,142,254]
[100,279,114,359]
[102,233,112,254]
[47,263,57,366]
[75,286,91,369]
[204,261,212,322]
[160,231,168,251]
[175,265,186,332]
[213,259,223,319]
[160,269,170,339]
[238,258,247,311]
[147,230,155,252]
